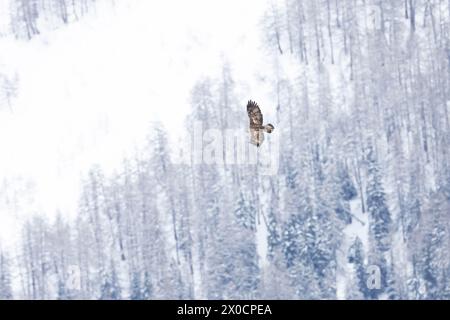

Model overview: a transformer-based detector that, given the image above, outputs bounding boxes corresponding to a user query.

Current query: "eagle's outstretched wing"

[247,100,263,128]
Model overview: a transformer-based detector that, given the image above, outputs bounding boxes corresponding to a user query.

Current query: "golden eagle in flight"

[247,100,274,147]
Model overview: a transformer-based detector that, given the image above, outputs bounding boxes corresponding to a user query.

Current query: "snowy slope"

[0,0,271,247]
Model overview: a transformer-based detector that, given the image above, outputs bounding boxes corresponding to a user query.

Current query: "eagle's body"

[247,100,274,147]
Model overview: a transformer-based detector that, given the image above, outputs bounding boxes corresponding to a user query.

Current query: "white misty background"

[0,0,449,300]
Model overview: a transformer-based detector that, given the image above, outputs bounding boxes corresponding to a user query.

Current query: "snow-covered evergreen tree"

[0,250,13,300]
[347,237,367,299]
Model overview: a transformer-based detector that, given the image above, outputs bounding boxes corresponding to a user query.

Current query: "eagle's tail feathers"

[264,124,274,133]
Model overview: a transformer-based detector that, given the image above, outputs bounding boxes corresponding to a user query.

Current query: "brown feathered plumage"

[246,100,274,147]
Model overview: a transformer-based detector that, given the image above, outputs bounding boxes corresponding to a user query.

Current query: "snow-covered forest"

[0,0,449,300]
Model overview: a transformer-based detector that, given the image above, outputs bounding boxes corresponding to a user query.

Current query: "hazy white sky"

[0,0,275,246]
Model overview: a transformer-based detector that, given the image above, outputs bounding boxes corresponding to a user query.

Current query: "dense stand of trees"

[0,0,449,299]
[261,0,450,299]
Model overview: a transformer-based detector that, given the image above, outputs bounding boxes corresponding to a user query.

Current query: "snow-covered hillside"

[0,0,268,243]
[0,0,449,300]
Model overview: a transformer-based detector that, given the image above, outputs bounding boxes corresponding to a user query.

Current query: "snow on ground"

[336,198,370,299]
[0,0,272,248]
